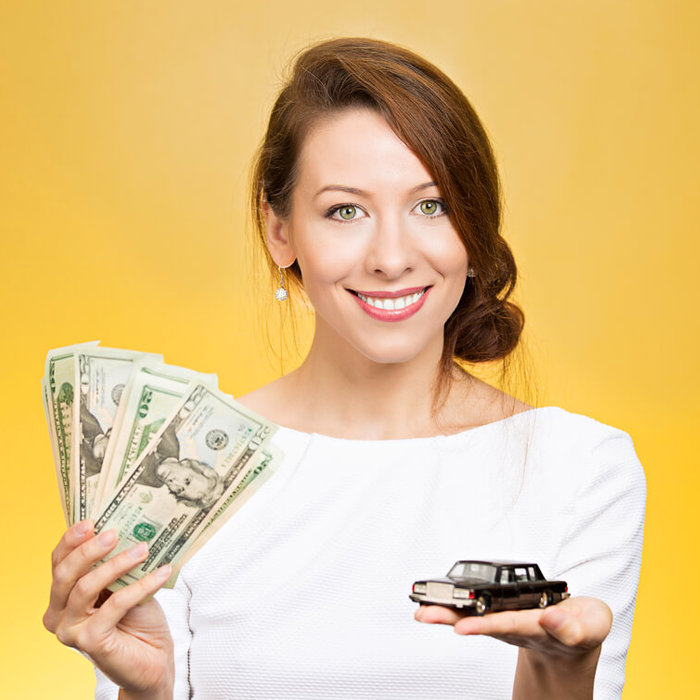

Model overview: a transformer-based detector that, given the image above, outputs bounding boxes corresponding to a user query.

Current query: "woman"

[43,38,646,699]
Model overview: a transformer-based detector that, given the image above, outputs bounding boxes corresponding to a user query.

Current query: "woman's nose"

[364,215,416,278]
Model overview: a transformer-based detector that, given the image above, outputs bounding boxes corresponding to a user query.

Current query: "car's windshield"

[448,562,497,582]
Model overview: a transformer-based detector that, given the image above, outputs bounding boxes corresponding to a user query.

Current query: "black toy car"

[410,560,569,615]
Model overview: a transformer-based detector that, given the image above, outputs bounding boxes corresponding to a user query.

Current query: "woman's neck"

[237,318,527,440]
[278,324,470,440]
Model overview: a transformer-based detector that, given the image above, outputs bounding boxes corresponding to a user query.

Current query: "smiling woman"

[44,37,645,700]
[251,39,524,411]
[262,108,472,371]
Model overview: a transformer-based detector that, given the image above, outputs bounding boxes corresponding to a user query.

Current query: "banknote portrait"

[154,457,224,508]
[134,421,224,509]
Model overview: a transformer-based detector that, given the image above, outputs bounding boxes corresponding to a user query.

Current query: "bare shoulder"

[235,374,297,425]
[472,375,533,415]
[443,373,534,432]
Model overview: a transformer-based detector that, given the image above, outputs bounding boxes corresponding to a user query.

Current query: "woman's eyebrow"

[313,181,437,199]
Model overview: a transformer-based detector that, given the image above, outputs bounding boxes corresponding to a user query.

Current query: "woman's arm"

[548,429,647,696]
[118,689,172,700]
[514,643,601,700]
[416,426,646,699]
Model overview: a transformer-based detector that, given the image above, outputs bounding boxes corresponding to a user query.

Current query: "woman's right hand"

[43,519,175,700]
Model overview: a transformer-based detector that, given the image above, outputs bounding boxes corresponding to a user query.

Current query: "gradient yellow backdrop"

[2,1,697,697]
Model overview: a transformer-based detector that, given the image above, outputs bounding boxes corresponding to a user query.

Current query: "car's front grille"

[427,582,453,600]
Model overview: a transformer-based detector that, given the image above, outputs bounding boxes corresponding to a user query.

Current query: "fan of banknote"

[41,341,283,591]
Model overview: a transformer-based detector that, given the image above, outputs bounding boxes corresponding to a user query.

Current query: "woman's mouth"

[348,286,431,322]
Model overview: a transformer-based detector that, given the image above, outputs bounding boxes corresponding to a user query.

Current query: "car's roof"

[452,560,540,568]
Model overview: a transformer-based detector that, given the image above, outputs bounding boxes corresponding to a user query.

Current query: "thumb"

[539,606,588,647]
[540,600,612,650]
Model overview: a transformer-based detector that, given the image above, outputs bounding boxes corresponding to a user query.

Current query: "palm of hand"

[415,595,612,658]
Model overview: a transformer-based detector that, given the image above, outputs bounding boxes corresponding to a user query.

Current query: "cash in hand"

[41,342,282,590]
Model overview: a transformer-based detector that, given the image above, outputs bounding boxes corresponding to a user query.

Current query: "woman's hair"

[249,37,528,412]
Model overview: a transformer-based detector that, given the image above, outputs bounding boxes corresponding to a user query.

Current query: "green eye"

[419,200,440,215]
[338,205,357,220]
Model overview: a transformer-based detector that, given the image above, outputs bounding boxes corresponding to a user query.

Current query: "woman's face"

[283,108,469,365]
[157,459,211,502]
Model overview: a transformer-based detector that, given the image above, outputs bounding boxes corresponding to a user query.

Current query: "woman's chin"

[313,314,443,367]
[353,340,437,367]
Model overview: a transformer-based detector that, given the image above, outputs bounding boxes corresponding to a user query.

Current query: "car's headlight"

[412,583,427,594]
[453,589,474,599]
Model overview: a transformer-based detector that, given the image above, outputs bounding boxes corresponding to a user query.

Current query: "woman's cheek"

[425,234,468,280]
[296,235,364,288]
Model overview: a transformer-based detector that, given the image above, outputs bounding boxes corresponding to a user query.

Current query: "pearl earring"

[274,265,289,302]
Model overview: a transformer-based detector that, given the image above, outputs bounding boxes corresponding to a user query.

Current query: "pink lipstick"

[349,286,431,322]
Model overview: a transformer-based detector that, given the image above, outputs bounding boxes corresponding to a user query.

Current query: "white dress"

[94,406,646,699]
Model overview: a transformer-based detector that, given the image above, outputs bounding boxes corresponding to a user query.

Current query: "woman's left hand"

[414,595,612,658]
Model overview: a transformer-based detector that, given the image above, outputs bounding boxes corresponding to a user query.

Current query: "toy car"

[409,560,569,615]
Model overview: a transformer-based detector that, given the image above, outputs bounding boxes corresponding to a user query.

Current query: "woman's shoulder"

[235,374,303,428]
[236,373,535,437]
[521,407,646,502]
[236,374,639,467]
[527,405,638,453]
[446,375,533,431]
[452,377,632,446]
[454,380,644,485]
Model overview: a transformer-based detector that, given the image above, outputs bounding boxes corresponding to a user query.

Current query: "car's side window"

[527,566,538,580]
[514,567,528,582]
[500,569,514,584]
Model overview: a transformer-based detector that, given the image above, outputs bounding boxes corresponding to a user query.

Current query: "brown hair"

[250,37,527,410]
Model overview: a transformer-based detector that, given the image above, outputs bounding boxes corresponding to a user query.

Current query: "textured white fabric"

[94,406,646,699]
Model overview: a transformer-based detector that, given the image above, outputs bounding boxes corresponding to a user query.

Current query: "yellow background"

[1,0,697,696]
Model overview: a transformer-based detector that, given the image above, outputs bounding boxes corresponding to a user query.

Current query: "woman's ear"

[264,201,296,268]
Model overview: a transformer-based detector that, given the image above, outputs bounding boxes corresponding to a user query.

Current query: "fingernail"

[98,530,117,547]
[156,564,172,579]
[76,520,93,536]
[127,543,148,559]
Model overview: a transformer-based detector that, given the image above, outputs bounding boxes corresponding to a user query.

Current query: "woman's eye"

[325,204,367,223]
[333,205,359,221]
[417,199,446,216]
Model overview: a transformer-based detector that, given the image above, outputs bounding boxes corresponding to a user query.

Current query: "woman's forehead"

[296,108,433,198]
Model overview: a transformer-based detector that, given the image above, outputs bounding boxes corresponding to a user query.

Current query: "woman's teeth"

[356,289,425,310]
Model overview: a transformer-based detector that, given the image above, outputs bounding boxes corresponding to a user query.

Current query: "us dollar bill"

[72,347,162,523]
[94,383,276,591]
[161,443,281,589]
[44,341,100,524]
[91,361,219,520]
[42,376,69,525]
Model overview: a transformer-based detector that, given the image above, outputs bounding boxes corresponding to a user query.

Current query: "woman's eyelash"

[323,199,449,221]
[324,204,361,221]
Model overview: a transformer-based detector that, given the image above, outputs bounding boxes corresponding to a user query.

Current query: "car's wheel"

[539,591,552,609]
[475,595,490,616]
